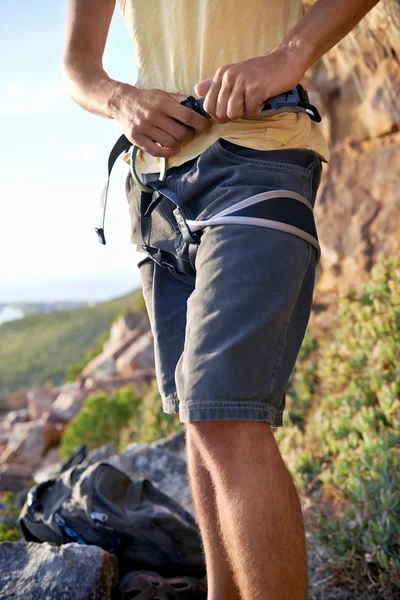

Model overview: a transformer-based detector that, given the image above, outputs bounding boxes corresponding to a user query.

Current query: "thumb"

[194,78,213,97]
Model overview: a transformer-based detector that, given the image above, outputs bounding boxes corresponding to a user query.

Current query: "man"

[63,1,379,598]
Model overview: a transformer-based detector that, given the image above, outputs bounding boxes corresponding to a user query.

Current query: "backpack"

[19,459,205,578]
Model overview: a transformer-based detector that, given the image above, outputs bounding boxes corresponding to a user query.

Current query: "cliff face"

[304,0,400,307]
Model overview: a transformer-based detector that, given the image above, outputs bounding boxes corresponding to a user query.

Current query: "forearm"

[278,0,381,74]
[63,51,133,119]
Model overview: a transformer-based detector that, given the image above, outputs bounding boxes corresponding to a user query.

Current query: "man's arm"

[63,0,210,157]
[196,0,381,123]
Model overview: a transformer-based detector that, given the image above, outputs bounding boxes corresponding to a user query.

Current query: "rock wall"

[304,0,400,315]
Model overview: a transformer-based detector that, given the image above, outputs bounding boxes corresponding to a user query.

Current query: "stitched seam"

[181,401,281,409]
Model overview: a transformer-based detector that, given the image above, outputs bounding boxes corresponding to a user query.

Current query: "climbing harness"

[95,84,321,282]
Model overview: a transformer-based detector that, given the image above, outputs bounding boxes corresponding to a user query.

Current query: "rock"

[83,371,156,398]
[151,429,186,460]
[115,331,155,375]
[303,0,400,309]
[106,312,149,346]
[109,437,193,513]
[27,387,57,421]
[33,447,62,484]
[0,427,9,446]
[81,328,144,380]
[0,418,61,471]
[2,409,29,428]
[0,542,118,600]
[48,385,88,423]
[0,464,33,493]
[0,389,29,412]
[315,134,400,296]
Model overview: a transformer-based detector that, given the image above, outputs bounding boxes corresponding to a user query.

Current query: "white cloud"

[0,81,67,115]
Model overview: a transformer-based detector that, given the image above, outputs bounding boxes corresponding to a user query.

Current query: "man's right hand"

[110,84,211,158]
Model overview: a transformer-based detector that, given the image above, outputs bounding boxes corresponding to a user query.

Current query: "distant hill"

[0,301,89,316]
[0,289,144,393]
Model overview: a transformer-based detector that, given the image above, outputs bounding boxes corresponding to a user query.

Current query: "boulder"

[0,389,29,412]
[27,387,57,421]
[106,312,149,347]
[0,418,61,471]
[0,464,33,493]
[48,386,88,423]
[109,432,192,513]
[83,371,156,398]
[152,429,186,461]
[115,331,155,375]
[0,542,118,600]
[81,328,144,380]
[315,134,400,297]
[3,408,29,428]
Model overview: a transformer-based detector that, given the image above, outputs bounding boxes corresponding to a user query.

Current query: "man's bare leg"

[186,429,242,600]
[186,421,308,600]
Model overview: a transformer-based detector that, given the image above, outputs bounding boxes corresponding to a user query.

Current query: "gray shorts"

[126,139,322,427]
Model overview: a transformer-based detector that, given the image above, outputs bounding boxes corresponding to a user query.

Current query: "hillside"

[0,289,144,393]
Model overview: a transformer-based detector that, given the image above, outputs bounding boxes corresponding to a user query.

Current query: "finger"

[168,101,211,133]
[226,85,246,121]
[157,117,195,144]
[194,78,213,97]
[244,93,265,118]
[215,78,235,122]
[145,125,181,149]
[203,66,229,119]
[136,135,179,158]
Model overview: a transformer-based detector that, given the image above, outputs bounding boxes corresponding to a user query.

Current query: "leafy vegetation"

[0,491,21,542]
[60,382,181,459]
[278,257,400,595]
[0,290,143,393]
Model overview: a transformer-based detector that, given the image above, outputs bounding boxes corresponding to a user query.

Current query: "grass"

[0,289,144,393]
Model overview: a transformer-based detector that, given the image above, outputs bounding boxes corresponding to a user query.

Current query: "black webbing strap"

[139,189,197,284]
[95,134,131,245]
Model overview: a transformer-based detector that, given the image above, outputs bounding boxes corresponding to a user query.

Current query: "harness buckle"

[173,207,200,246]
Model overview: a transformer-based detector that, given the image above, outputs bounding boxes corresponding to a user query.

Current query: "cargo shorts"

[126,138,322,427]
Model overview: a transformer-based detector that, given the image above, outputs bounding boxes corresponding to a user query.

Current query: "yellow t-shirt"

[117,0,330,174]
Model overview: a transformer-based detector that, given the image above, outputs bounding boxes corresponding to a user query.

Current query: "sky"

[0,1,143,302]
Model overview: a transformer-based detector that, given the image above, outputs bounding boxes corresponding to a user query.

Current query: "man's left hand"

[194,49,306,123]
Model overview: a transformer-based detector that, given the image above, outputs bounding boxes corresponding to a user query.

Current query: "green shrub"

[60,385,142,458]
[60,381,182,458]
[0,524,20,542]
[118,380,182,448]
[278,257,400,593]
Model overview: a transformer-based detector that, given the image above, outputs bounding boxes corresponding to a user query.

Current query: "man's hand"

[195,0,381,124]
[63,0,210,158]
[111,85,211,158]
[194,49,306,124]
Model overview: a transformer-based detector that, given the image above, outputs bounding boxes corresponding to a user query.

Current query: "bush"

[278,257,400,594]
[60,382,182,459]
[60,386,142,458]
[118,380,182,447]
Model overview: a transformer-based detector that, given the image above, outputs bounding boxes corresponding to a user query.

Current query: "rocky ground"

[0,430,379,600]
